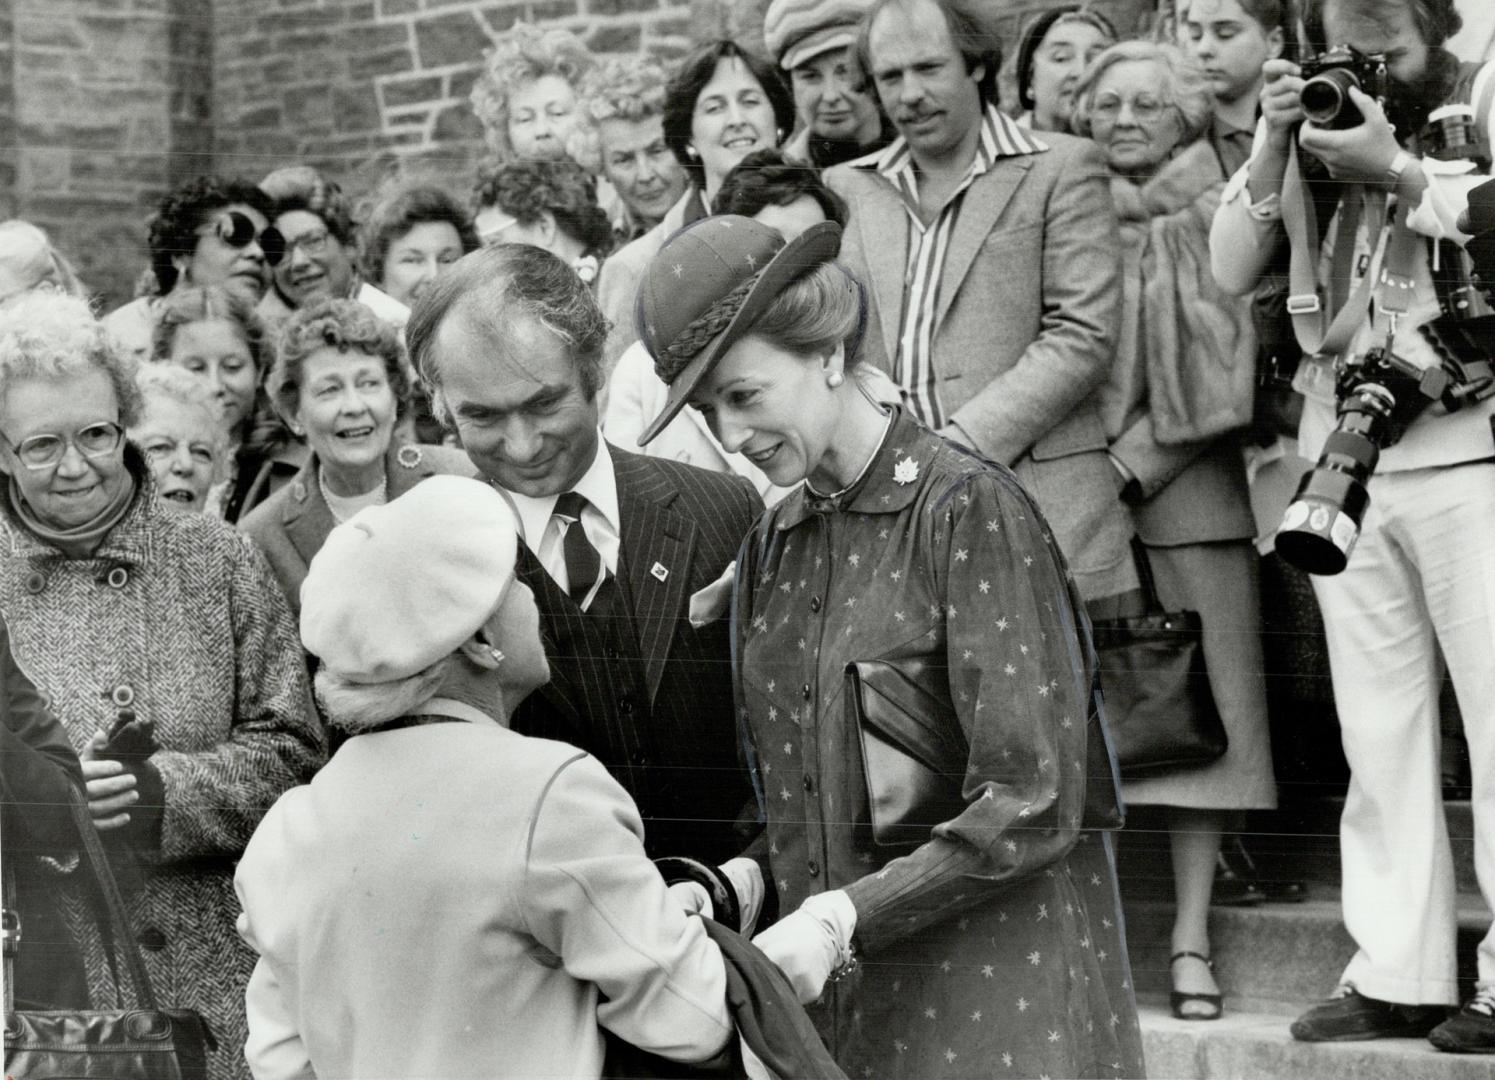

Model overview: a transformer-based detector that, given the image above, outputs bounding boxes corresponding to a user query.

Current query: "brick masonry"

[4,0,1150,309]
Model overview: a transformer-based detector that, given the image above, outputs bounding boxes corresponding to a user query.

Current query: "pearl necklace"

[319,467,388,524]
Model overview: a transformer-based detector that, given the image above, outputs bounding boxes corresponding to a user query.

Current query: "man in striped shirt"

[825,0,1135,603]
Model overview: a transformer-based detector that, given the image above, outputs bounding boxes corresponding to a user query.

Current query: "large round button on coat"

[24,571,46,594]
[106,566,129,589]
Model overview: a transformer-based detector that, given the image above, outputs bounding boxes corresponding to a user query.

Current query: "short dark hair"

[471,158,615,258]
[1180,0,1289,37]
[260,165,356,246]
[146,176,275,296]
[269,298,411,422]
[1302,0,1459,54]
[859,0,1003,110]
[714,149,849,227]
[661,40,797,194]
[360,184,481,288]
[406,244,610,420]
[1015,5,1119,111]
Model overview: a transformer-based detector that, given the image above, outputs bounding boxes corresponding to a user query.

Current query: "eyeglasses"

[281,228,332,261]
[0,421,125,471]
[1091,93,1168,123]
[204,211,286,267]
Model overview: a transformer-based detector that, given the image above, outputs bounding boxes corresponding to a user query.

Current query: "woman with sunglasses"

[103,176,280,365]
[0,291,324,1080]
[1071,41,1276,1021]
[257,166,409,333]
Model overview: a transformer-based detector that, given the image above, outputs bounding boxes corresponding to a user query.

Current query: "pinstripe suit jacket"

[508,446,765,863]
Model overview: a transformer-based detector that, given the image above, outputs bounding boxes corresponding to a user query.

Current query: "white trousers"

[1310,463,1495,1005]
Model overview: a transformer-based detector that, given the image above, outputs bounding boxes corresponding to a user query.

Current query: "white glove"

[719,857,766,936]
[750,890,857,1004]
[667,880,713,919]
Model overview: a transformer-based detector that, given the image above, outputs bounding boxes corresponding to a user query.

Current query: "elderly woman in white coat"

[234,476,735,1080]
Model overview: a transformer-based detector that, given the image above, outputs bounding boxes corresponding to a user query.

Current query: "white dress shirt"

[500,436,622,593]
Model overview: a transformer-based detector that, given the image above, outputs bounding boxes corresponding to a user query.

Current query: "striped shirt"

[854,105,1048,428]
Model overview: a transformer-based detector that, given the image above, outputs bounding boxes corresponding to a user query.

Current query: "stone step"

[1138,1002,1495,1080]
[1123,896,1492,1007]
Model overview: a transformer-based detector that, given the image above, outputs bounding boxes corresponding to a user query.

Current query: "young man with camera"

[1211,0,1495,1052]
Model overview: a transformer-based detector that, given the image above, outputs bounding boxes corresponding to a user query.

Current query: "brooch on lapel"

[650,562,670,582]
[396,445,423,469]
[893,457,919,485]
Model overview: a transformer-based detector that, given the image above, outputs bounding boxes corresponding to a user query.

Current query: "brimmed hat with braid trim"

[635,215,841,447]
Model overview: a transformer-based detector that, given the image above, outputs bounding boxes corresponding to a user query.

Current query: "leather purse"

[4,788,216,1080]
[1090,538,1228,779]
[846,656,1125,848]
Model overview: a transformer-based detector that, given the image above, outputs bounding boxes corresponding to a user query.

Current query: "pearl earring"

[827,371,845,388]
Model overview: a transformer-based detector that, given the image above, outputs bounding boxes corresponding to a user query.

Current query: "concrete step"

[1138,1002,1495,1080]
[1123,896,1492,1007]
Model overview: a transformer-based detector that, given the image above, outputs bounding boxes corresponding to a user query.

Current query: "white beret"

[300,475,519,684]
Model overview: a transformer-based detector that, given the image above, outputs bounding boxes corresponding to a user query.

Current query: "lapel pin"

[650,562,670,582]
[894,456,919,485]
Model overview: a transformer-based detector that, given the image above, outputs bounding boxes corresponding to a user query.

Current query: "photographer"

[1210,0,1495,1051]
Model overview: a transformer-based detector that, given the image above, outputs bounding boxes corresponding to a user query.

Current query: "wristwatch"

[1385,149,1415,185]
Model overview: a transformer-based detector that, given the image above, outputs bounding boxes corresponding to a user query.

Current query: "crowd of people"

[2,0,1494,1075]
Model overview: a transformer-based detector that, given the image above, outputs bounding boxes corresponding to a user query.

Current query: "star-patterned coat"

[735,409,1144,1079]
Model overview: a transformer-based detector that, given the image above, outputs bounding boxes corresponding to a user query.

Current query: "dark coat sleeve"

[1,615,84,854]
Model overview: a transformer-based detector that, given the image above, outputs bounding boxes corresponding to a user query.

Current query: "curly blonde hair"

[470,22,596,160]
[0,292,143,427]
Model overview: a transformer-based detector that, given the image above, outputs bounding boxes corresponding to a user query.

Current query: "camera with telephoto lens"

[1275,348,1461,575]
[1299,46,1388,129]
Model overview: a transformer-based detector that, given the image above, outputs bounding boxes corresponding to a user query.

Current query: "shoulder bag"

[4,788,216,1080]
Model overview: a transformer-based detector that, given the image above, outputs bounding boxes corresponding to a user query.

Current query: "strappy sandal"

[1170,951,1223,1021]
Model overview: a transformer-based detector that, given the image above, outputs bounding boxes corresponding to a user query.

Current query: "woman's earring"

[489,648,505,664]
[827,371,845,389]
[686,145,699,159]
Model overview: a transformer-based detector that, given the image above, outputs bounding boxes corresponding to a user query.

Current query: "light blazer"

[826,132,1134,597]
[239,440,473,616]
[235,723,733,1080]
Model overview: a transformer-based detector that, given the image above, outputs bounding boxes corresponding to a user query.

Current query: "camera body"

[1300,46,1388,129]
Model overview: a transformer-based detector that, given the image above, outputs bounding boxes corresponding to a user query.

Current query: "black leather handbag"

[4,789,215,1080]
[1090,538,1228,779]
[847,655,1125,847]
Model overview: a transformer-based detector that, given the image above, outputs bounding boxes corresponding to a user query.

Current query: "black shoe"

[1170,952,1222,1021]
[1429,991,1495,1053]
[1213,852,1266,906]
[1290,988,1448,1042]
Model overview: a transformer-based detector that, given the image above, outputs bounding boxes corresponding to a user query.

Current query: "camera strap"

[1283,140,1420,360]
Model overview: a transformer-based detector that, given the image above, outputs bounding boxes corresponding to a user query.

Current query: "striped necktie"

[553,491,606,611]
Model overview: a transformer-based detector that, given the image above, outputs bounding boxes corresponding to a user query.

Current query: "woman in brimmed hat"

[235,475,737,1080]
[636,215,1145,1078]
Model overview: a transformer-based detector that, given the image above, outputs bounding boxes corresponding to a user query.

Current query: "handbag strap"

[1128,535,1166,614]
[3,863,17,1014]
[65,787,159,1010]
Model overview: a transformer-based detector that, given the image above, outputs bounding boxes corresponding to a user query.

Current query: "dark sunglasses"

[211,211,286,267]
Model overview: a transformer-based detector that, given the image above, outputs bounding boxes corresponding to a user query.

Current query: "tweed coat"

[508,445,764,866]
[0,464,325,1080]
[239,439,474,615]
[826,129,1135,602]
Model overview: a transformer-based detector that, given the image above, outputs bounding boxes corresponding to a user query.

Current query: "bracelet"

[1385,150,1415,186]
[827,940,860,983]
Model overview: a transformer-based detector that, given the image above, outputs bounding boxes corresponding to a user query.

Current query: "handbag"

[4,788,216,1080]
[1090,537,1228,778]
[847,656,1125,848]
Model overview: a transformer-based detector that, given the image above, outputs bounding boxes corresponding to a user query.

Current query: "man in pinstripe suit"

[406,244,764,868]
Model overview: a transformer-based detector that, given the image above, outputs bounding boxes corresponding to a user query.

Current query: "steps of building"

[1136,1002,1495,1080]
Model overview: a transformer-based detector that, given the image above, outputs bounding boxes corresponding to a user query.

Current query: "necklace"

[319,467,388,524]
[805,409,895,503]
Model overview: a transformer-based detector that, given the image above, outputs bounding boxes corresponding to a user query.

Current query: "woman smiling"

[239,299,469,616]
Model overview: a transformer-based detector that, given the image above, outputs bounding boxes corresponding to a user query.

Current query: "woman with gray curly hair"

[1073,39,1277,1022]
[469,21,595,164]
[0,290,323,1080]
[129,364,229,515]
[577,56,687,239]
[239,298,470,616]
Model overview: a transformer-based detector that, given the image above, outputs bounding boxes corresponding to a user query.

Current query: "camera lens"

[1302,69,1360,127]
